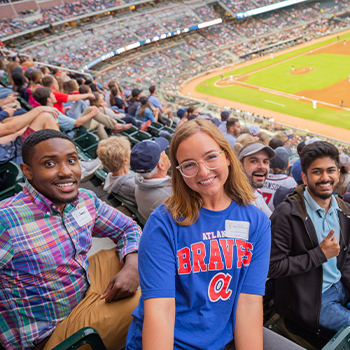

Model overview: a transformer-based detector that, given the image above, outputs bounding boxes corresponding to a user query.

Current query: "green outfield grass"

[196,32,350,129]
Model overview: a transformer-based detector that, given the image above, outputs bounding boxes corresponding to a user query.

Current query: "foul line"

[265,100,285,107]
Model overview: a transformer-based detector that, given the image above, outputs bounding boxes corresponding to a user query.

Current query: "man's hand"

[0,93,18,106]
[320,230,340,259]
[87,93,96,100]
[39,106,60,118]
[100,252,139,302]
[2,107,16,118]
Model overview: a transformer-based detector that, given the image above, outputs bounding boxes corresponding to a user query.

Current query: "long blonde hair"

[165,119,255,226]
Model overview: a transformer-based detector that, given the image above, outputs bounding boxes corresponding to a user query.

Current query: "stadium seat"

[51,327,106,350]
[121,125,138,137]
[90,167,109,187]
[128,130,152,146]
[107,193,146,227]
[322,325,350,350]
[0,161,23,201]
[75,145,93,162]
[148,122,164,137]
[74,132,99,159]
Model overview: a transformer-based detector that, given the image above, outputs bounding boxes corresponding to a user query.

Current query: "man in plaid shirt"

[0,129,142,350]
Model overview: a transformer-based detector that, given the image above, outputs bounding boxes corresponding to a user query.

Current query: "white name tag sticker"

[72,206,92,227]
[225,220,250,240]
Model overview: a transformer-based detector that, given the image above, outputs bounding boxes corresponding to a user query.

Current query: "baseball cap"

[282,145,293,157]
[130,137,169,173]
[221,111,230,121]
[238,142,276,160]
[177,108,187,119]
[24,67,34,80]
[12,65,23,74]
[140,96,148,105]
[124,89,131,98]
[305,137,321,145]
[270,147,289,170]
[340,154,350,167]
[131,88,142,98]
[249,125,260,136]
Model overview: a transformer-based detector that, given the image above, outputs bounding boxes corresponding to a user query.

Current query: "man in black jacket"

[269,141,350,335]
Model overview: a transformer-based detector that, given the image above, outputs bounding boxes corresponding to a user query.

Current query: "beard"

[307,180,335,200]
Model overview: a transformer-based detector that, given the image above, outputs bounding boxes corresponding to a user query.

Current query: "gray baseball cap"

[238,142,276,160]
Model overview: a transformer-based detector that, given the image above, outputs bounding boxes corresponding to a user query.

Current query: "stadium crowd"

[2,0,350,349]
[1,58,350,350]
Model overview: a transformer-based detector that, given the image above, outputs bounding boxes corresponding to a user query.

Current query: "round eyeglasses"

[176,150,225,178]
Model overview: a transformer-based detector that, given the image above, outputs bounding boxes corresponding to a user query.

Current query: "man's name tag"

[225,220,250,240]
[72,206,92,227]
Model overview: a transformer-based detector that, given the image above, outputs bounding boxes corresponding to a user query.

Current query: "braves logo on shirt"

[177,238,253,302]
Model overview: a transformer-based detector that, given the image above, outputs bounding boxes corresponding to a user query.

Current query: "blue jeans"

[0,87,14,99]
[66,100,87,120]
[111,106,126,114]
[319,280,350,332]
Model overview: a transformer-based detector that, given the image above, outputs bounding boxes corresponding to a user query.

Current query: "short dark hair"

[187,106,196,114]
[22,129,75,166]
[269,138,284,149]
[149,85,156,94]
[226,118,239,131]
[297,140,306,156]
[300,141,339,174]
[76,77,84,86]
[79,85,90,94]
[32,87,51,106]
[42,75,55,88]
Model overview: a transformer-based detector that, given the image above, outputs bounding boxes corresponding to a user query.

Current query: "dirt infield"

[291,67,314,75]
[181,29,350,142]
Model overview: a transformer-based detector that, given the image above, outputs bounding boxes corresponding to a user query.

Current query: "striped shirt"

[0,181,141,350]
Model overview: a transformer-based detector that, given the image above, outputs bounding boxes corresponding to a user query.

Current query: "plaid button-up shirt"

[0,181,141,350]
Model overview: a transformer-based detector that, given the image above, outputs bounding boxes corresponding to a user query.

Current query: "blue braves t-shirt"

[126,201,271,350]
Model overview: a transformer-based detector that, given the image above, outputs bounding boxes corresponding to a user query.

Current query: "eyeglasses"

[176,150,225,178]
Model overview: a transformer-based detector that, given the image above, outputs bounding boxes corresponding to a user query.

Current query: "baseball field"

[195,32,350,131]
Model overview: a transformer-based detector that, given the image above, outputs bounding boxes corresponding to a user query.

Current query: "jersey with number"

[126,202,271,350]
[262,174,297,211]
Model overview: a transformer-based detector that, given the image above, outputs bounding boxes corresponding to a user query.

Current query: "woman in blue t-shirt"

[126,119,298,350]
[135,96,159,124]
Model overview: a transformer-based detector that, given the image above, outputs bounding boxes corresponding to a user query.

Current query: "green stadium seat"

[90,167,109,187]
[74,132,99,152]
[322,325,350,350]
[128,130,152,146]
[148,122,164,137]
[121,125,138,137]
[163,126,175,134]
[52,327,106,350]
[0,161,23,201]
[75,145,93,162]
[116,119,126,124]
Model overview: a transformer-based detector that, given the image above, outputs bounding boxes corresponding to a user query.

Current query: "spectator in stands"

[224,118,243,148]
[148,85,173,121]
[105,80,122,107]
[110,86,126,113]
[130,137,171,220]
[261,147,297,211]
[218,110,230,134]
[90,92,139,127]
[40,66,51,76]
[291,140,306,185]
[97,136,137,203]
[258,131,270,145]
[269,137,284,149]
[239,142,276,218]
[275,132,291,146]
[135,96,159,125]
[41,75,94,115]
[233,133,255,155]
[336,154,350,197]
[127,119,301,350]
[26,69,43,107]
[127,88,142,117]
[0,129,141,350]
[33,87,132,139]
[269,141,350,340]
[0,106,59,164]
[12,72,29,100]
